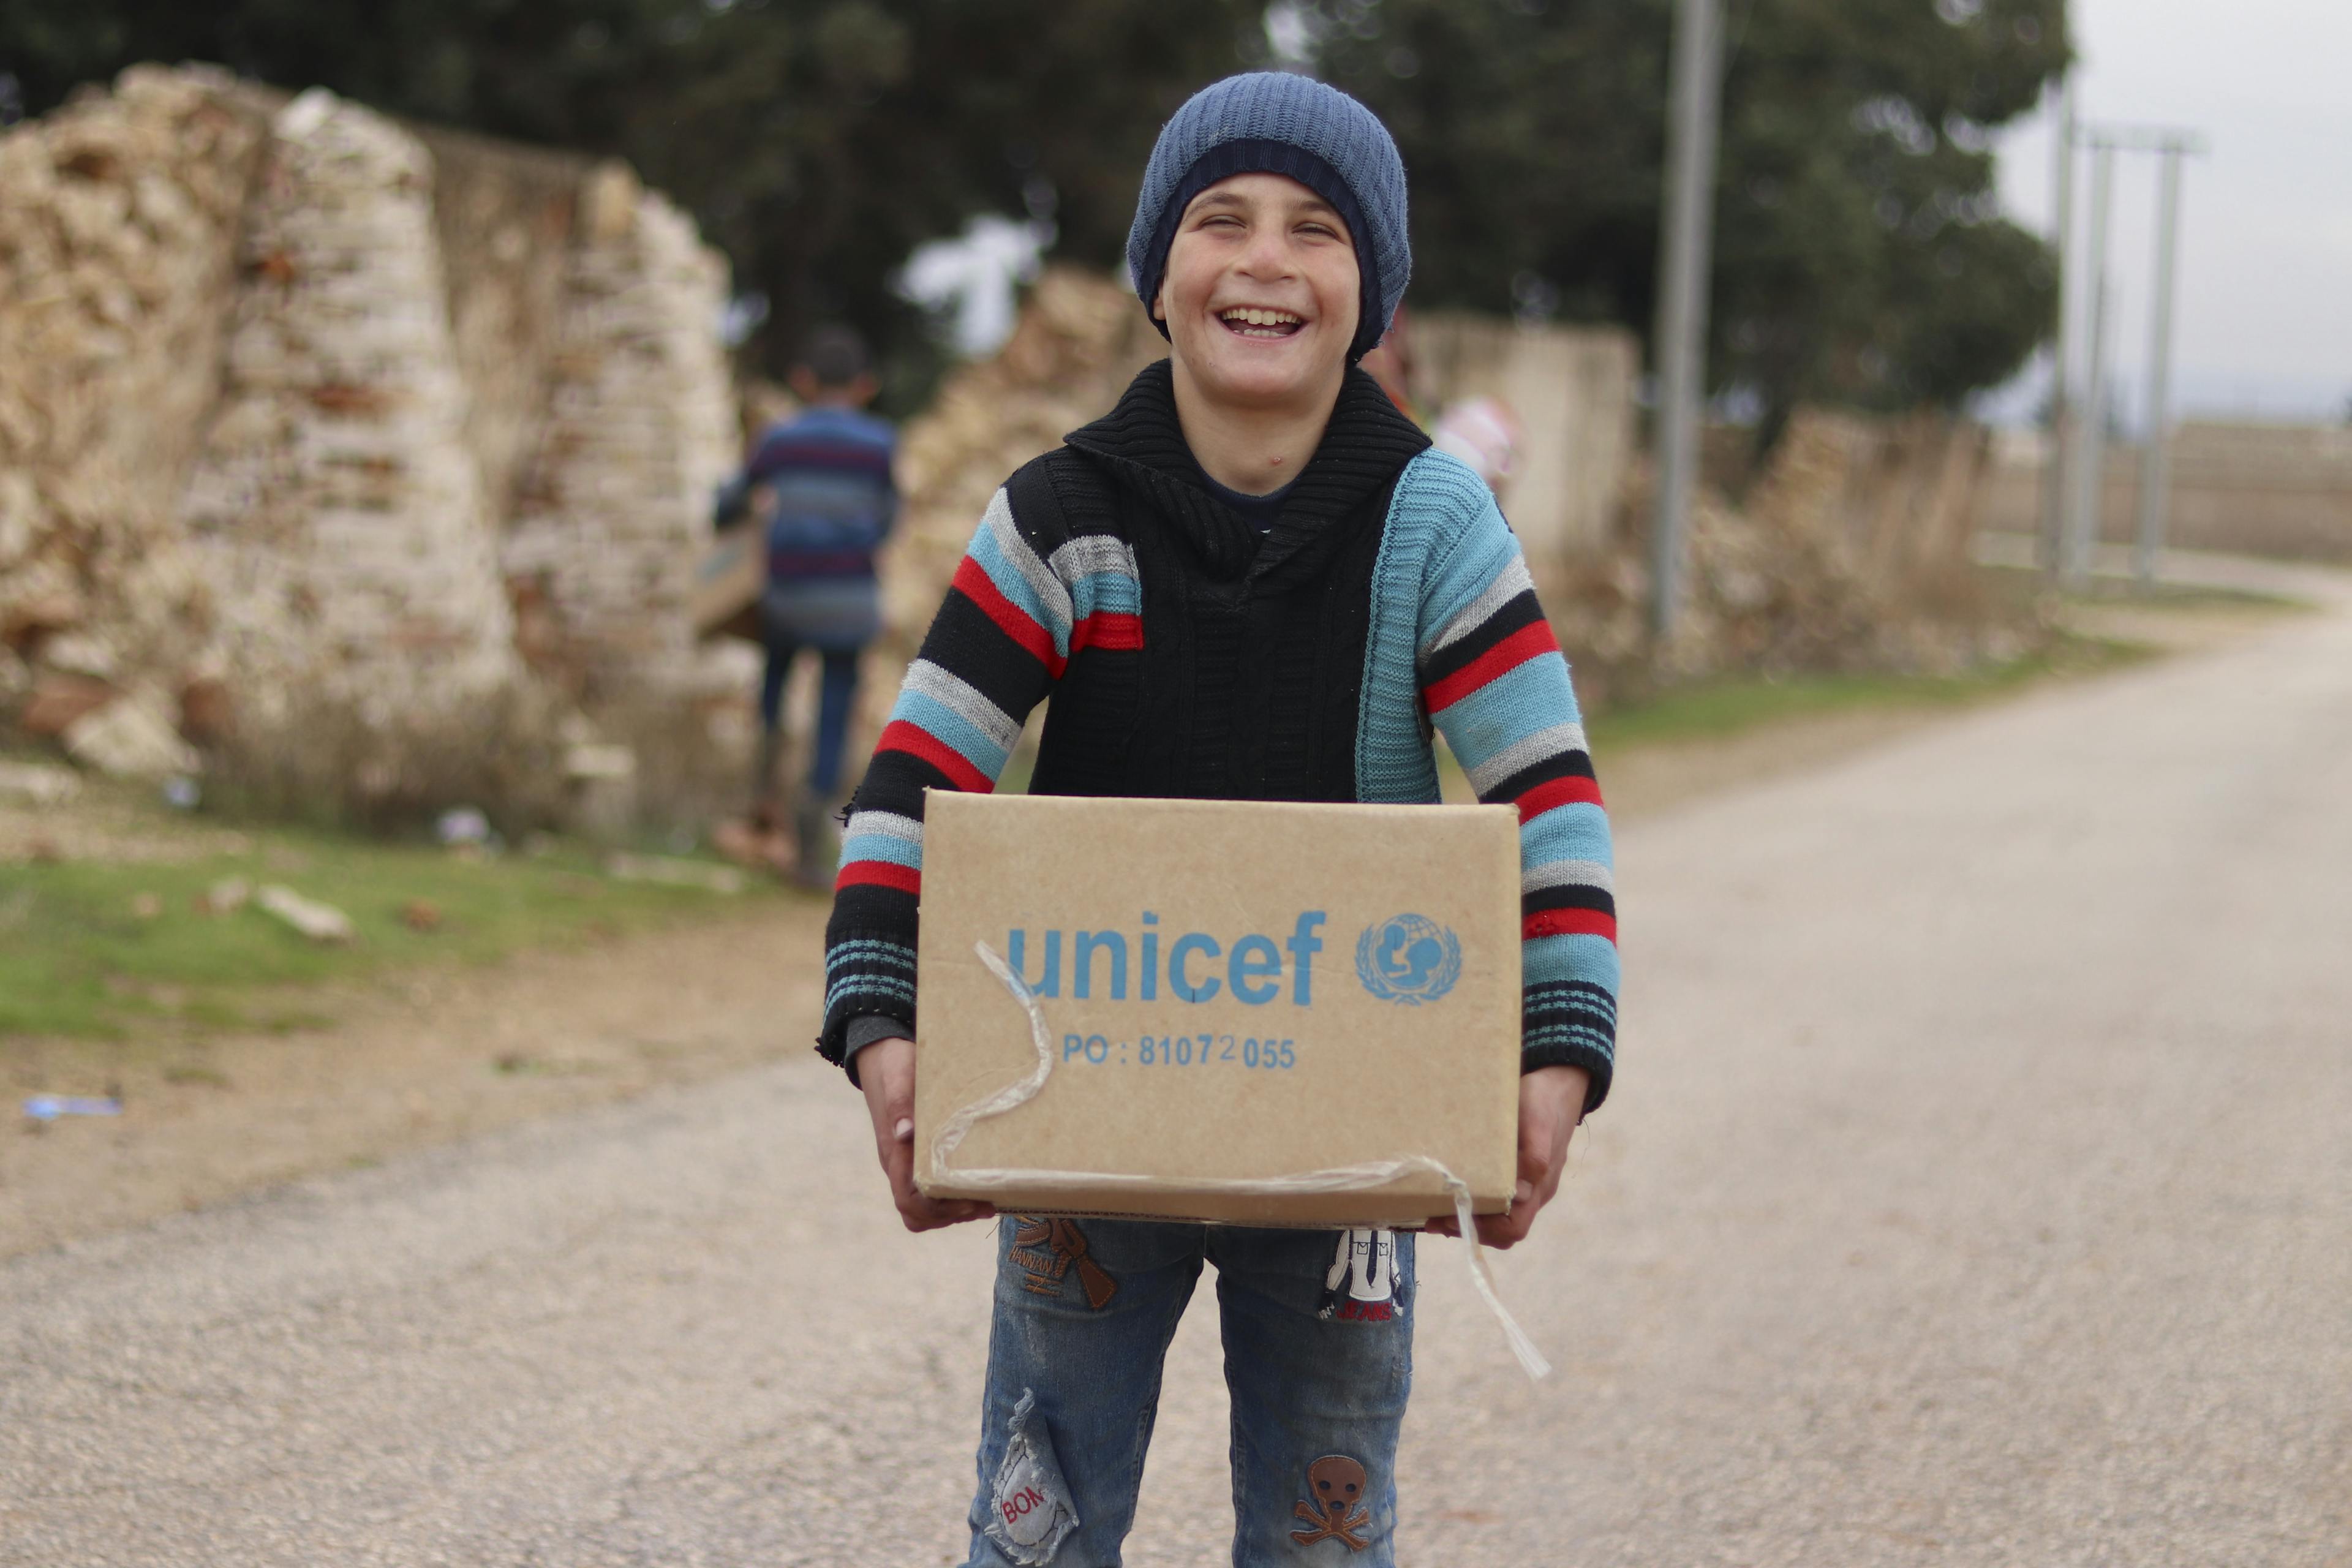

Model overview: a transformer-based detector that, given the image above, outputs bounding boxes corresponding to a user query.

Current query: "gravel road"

[6,556,2347,1567]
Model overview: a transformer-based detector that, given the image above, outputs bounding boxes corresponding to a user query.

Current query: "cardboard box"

[690,516,763,643]
[914,792,1521,1227]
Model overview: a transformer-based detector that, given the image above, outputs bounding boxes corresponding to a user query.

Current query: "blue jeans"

[963,1219,1415,1567]
[757,640,860,798]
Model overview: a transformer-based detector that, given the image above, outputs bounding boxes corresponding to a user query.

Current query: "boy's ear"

[1150,284,1166,325]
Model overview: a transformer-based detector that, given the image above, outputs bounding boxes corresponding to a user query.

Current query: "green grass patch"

[1582,635,2150,753]
[0,833,792,1045]
[1975,562,2318,613]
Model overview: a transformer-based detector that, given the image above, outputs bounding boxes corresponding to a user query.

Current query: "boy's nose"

[1235,224,1298,278]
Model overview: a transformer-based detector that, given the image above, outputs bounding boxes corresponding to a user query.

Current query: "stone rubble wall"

[412,124,586,534]
[0,66,270,756]
[1561,410,2010,707]
[0,66,752,801]
[177,88,521,727]
[507,162,750,707]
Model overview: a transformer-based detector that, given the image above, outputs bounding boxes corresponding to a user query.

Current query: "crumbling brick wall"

[0,66,268,760]
[0,66,751,801]
[177,88,522,727]
[505,162,746,707]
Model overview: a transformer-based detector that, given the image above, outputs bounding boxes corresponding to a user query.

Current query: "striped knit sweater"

[714,405,899,581]
[821,363,1619,1109]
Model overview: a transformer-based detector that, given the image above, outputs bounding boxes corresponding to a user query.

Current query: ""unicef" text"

[1006,912,1326,1006]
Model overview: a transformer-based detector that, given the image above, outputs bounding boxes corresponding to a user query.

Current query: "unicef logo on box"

[1354,914,1463,1005]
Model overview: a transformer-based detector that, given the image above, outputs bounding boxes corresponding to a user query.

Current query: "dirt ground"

[0,584,2304,1263]
[0,900,834,1259]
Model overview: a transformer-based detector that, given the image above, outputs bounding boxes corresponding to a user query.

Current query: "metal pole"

[2135,145,2185,585]
[1649,0,1722,642]
[2067,143,2116,587]
[2040,77,2076,580]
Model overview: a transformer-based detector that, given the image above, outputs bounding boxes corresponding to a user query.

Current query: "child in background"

[713,325,896,883]
[819,74,1619,1566]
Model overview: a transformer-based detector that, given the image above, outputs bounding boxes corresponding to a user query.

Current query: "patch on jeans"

[984,1387,1080,1566]
[1290,1454,1373,1551]
[1317,1229,1398,1322]
[1009,1218,1119,1309]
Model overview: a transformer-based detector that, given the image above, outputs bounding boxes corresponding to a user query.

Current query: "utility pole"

[1649,0,1723,643]
[2039,77,2076,581]
[2135,141,2190,584]
[2067,124,2207,587]
[2065,141,2116,587]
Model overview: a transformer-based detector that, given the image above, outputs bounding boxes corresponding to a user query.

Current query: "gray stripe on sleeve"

[982,488,1072,635]
[903,659,1023,754]
[1427,556,1535,657]
[1047,534,1139,584]
[844,810,924,847]
[1521,859,1615,896]
[1466,720,1591,797]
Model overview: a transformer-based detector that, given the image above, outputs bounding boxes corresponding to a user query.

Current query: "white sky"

[897,216,1047,357]
[1988,0,2352,425]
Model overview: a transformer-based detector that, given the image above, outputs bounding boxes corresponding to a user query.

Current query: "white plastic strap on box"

[930,940,1552,1381]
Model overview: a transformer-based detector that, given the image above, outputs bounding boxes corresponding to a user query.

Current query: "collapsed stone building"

[0,66,750,812]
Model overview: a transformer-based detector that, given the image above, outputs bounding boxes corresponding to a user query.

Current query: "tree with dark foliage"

[2,0,2067,428]
[0,0,1264,406]
[1305,0,2070,438]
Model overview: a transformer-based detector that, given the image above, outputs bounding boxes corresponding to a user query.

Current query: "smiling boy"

[819,73,1619,1566]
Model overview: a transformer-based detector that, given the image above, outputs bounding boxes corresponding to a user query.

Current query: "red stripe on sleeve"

[952,556,1064,677]
[837,860,922,895]
[1524,907,1618,942]
[1514,774,1605,821]
[877,718,996,794]
[1070,612,1144,654]
[1422,619,1561,714]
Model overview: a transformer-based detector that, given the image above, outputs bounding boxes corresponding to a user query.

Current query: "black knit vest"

[1018,360,1430,804]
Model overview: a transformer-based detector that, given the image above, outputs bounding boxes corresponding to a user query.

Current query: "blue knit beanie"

[1127,72,1409,363]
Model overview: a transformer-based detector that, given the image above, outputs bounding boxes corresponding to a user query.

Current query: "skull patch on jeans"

[1291,1453,1373,1550]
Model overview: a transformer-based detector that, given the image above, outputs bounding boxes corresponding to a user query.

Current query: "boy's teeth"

[1224,308,1298,327]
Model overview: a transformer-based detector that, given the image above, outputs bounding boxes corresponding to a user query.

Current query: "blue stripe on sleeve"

[838,831,924,870]
[890,688,1012,778]
[1523,932,1622,995]
[1521,800,1613,869]
[1436,652,1582,771]
[968,518,1069,642]
[1066,571,1142,619]
[1415,499,1521,652]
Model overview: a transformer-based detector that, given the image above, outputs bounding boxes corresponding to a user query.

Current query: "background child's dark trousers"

[756,641,859,802]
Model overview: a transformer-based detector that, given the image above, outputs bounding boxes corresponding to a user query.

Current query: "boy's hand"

[856,1036,994,1232]
[1428,1064,1588,1250]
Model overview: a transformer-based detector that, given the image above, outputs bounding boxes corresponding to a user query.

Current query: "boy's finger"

[900,1193,993,1231]
[1474,1211,1527,1250]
